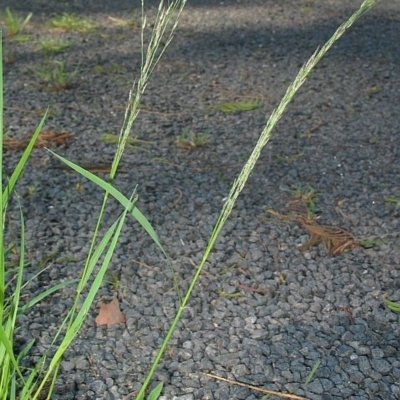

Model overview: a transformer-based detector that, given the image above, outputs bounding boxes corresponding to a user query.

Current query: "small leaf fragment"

[213,100,261,113]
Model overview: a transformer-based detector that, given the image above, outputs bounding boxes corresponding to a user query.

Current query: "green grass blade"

[3,110,48,206]
[20,358,47,400]
[0,30,5,324]
[384,196,400,204]
[40,218,123,366]
[10,377,16,400]
[0,205,27,396]
[48,151,167,258]
[383,297,400,313]
[50,152,182,302]
[32,193,136,400]
[0,325,24,382]
[214,101,261,113]
[9,205,25,330]
[16,339,35,363]
[147,382,163,400]
[18,279,79,314]
[304,359,322,386]
[134,1,379,398]
[0,202,28,397]
[78,218,124,291]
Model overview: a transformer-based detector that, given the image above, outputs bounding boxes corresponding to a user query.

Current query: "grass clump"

[47,13,97,32]
[35,60,77,91]
[38,37,76,54]
[290,185,318,218]
[175,127,210,149]
[0,0,186,397]
[1,7,32,37]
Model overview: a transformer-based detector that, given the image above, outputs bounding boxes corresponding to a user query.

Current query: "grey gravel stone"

[61,360,75,372]
[371,358,392,374]
[307,379,324,394]
[90,380,107,395]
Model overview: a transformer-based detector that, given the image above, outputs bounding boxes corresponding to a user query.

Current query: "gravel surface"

[2,0,400,399]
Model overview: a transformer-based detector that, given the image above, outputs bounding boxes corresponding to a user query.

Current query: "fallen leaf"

[95,296,126,327]
[3,130,73,151]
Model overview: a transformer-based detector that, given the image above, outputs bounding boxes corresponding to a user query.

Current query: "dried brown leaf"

[4,130,73,151]
[95,296,126,327]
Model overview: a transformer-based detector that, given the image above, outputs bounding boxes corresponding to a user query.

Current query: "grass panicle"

[134,0,379,399]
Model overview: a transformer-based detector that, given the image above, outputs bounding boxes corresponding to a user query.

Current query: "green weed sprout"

[2,8,32,37]
[47,13,97,32]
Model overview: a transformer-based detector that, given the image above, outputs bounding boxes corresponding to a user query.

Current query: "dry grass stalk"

[4,130,73,150]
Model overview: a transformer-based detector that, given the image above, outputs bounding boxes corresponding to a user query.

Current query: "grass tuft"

[47,13,98,32]
[38,37,76,54]
[175,127,209,149]
[2,7,32,37]
[35,60,77,91]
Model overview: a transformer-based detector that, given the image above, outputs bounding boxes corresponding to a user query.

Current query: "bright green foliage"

[2,8,32,37]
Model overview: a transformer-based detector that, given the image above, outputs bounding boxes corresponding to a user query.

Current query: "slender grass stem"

[135,1,379,398]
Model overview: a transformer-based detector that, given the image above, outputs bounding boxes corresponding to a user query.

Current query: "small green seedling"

[11,34,32,43]
[106,271,121,291]
[383,296,400,313]
[175,128,209,149]
[39,38,76,54]
[213,100,261,113]
[47,13,97,32]
[359,238,385,248]
[290,185,318,217]
[304,359,322,387]
[2,7,32,37]
[385,196,400,205]
[36,60,77,91]
[93,63,123,75]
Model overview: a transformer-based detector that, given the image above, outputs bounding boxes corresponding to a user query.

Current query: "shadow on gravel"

[2,0,270,14]
[2,10,399,77]
[171,15,399,65]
